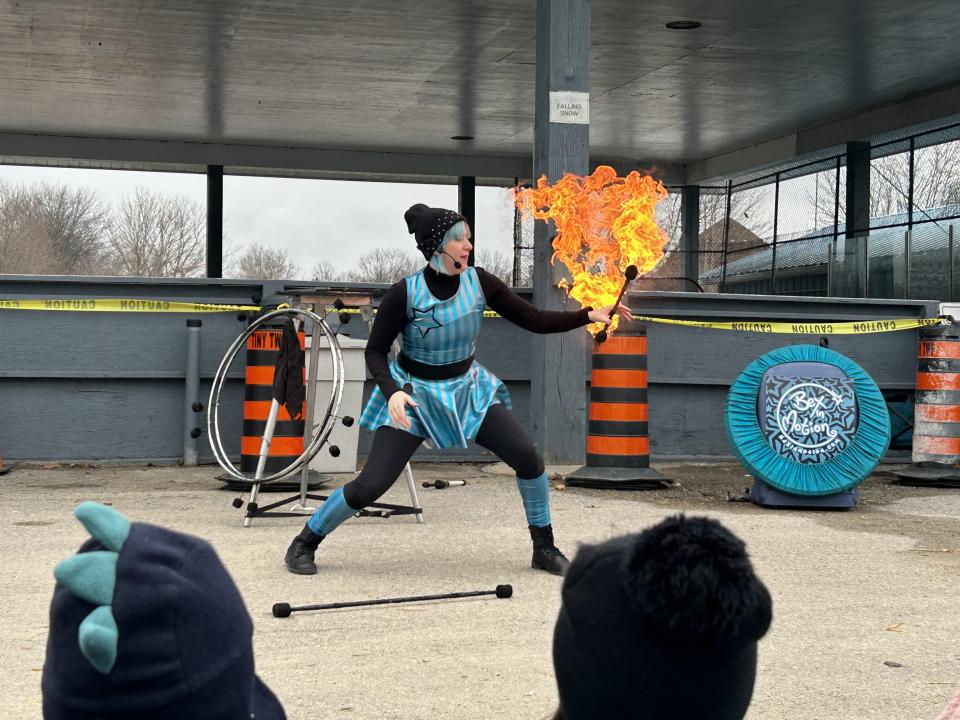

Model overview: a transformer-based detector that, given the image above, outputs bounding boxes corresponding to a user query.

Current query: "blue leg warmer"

[306,487,358,536]
[516,471,551,527]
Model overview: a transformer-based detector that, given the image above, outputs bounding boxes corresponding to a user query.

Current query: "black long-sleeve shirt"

[365,266,593,399]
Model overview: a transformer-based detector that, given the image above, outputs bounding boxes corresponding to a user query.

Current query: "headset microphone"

[441,251,463,269]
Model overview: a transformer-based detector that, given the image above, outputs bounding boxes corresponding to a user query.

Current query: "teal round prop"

[726,345,891,496]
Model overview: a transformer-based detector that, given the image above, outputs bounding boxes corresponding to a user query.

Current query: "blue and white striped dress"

[359,267,511,448]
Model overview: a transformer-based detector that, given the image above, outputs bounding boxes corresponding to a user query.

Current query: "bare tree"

[106,188,206,277]
[309,258,345,282]
[911,141,960,211]
[872,142,960,218]
[0,198,60,274]
[347,247,421,284]
[476,248,512,283]
[218,240,242,277]
[0,181,109,275]
[37,184,111,273]
[234,243,301,280]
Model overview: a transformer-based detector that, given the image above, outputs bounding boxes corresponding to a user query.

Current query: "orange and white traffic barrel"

[566,325,668,489]
[240,327,305,476]
[913,323,960,466]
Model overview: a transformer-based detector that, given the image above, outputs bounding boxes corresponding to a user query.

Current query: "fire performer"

[284,204,630,576]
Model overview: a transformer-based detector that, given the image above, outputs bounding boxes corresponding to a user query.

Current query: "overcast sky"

[0,165,518,277]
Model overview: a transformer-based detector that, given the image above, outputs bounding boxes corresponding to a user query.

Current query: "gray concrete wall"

[0,276,939,465]
[634,292,937,459]
[0,275,283,464]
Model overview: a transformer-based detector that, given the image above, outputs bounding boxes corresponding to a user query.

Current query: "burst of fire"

[515,165,669,335]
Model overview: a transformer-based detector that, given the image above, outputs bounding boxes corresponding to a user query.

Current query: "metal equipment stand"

[240,290,423,526]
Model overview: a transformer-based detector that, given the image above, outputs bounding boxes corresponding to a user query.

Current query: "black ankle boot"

[284,525,323,575]
[529,524,569,576]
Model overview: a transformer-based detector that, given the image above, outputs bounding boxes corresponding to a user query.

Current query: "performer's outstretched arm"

[477,267,630,333]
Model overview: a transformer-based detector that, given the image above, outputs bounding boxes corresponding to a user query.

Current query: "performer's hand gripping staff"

[593,265,638,344]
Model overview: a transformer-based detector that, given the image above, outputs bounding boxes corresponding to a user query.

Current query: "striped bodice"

[401,267,484,366]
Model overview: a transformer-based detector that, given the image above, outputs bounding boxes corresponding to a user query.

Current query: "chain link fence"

[510,123,960,301]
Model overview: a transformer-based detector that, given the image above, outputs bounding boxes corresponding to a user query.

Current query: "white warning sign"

[549,91,590,124]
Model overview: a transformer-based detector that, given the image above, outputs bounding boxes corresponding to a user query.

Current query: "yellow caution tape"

[629,315,948,334]
[252,306,949,333]
[0,299,261,312]
[324,307,501,318]
[0,298,947,335]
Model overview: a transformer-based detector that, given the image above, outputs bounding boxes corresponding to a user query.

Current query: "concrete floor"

[2,461,959,720]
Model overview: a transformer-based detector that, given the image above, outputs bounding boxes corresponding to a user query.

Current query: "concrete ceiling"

[2,0,960,183]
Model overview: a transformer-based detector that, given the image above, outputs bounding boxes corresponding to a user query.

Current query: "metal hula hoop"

[207,307,344,484]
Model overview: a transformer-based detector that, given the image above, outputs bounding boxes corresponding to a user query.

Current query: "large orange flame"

[516,165,668,335]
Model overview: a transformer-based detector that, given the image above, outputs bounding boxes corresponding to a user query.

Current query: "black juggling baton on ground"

[422,479,466,489]
[273,584,513,618]
[594,264,638,344]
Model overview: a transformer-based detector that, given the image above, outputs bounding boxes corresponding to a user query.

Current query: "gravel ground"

[2,461,958,719]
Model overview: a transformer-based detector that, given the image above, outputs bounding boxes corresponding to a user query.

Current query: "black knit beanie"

[552,515,772,720]
[404,204,465,261]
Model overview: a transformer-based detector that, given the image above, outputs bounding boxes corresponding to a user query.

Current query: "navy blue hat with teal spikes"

[42,502,285,720]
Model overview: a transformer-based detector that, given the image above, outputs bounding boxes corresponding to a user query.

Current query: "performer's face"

[439,226,472,274]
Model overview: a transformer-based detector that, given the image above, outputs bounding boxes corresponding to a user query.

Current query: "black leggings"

[342,403,545,509]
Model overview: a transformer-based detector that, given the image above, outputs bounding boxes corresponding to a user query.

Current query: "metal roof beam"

[0,132,531,183]
[686,81,960,185]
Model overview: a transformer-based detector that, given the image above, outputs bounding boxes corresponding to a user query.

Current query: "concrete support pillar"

[840,141,871,297]
[530,0,591,464]
[458,176,476,266]
[206,165,224,279]
[680,186,700,288]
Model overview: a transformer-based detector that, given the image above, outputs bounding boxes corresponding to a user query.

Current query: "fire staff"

[284,204,630,576]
